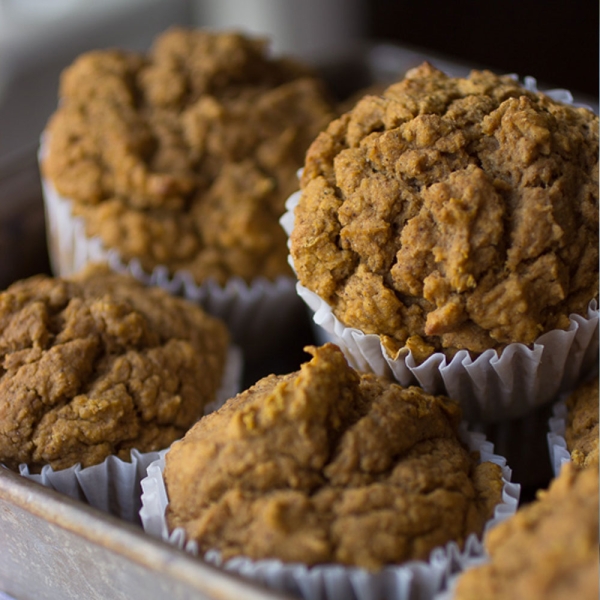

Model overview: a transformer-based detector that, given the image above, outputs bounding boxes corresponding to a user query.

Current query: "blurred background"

[0,0,597,289]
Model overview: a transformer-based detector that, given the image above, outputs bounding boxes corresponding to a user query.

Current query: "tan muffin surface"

[164,343,503,570]
[453,462,599,600]
[291,63,599,359]
[565,375,599,469]
[42,28,335,285]
[0,265,229,471]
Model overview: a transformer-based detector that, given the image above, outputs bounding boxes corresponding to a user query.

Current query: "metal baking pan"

[0,467,292,600]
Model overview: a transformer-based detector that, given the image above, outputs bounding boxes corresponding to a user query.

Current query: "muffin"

[141,343,520,599]
[547,373,599,475]
[449,462,599,600]
[40,27,336,354]
[0,264,238,519]
[284,63,599,421]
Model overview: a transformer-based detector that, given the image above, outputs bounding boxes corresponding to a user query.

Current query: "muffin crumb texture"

[565,375,599,469]
[291,63,599,358]
[0,265,229,471]
[164,343,503,570]
[453,463,599,600]
[42,28,335,285]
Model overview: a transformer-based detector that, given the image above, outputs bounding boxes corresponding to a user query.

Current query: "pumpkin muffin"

[0,264,229,472]
[451,462,599,600]
[290,62,598,361]
[163,343,505,570]
[41,27,335,286]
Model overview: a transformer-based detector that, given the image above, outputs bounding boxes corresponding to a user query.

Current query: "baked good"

[163,343,504,570]
[41,27,335,286]
[284,62,599,422]
[564,375,598,469]
[0,264,229,471]
[451,462,599,600]
[290,62,598,361]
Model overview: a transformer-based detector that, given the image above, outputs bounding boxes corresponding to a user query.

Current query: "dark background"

[367,0,598,99]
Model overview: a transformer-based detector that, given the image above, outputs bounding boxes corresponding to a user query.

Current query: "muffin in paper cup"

[282,68,599,424]
[139,343,520,600]
[140,428,519,600]
[38,28,337,360]
[546,373,598,477]
[0,265,242,523]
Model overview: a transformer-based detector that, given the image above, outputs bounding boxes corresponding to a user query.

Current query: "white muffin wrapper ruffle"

[546,398,571,478]
[139,425,520,600]
[296,280,597,424]
[12,344,243,524]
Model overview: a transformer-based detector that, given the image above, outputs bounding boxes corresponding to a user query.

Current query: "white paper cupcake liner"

[14,344,242,524]
[40,168,305,359]
[280,77,599,424]
[139,425,520,600]
[546,398,571,478]
[295,280,597,424]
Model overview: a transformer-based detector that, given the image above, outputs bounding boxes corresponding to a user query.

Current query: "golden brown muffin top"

[453,462,599,600]
[290,63,599,360]
[0,264,229,471]
[565,375,599,469]
[42,28,335,285]
[164,343,503,570]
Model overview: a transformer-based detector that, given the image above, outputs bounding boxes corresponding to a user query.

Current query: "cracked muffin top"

[452,462,599,600]
[164,343,503,570]
[41,28,335,285]
[290,63,599,360]
[0,264,229,471]
[564,375,598,469]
